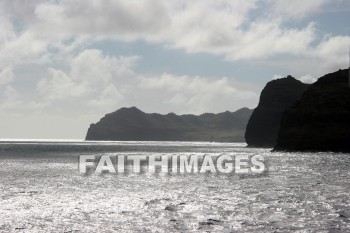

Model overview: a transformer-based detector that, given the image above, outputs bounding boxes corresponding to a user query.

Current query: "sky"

[0,0,349,139]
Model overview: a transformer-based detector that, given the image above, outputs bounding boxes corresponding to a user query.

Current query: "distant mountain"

[245,76,310,147]
[85,107,253,142]
[275,69,350,152]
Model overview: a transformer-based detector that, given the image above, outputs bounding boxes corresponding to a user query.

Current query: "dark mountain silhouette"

[85,107,253,142]
[245,76,310,147]
[274,69,350,152]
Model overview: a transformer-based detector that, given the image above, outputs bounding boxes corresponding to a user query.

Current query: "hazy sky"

[0,0,349,139]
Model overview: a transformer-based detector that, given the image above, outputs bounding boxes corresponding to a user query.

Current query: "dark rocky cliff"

[86,107,253,142]
[274,69,350,152]
[245,76,310,147]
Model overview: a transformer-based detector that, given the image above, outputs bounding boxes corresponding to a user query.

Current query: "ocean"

[0,141,349,232]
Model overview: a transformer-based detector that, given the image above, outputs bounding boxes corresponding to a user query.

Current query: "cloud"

[224,22,316,61]
[272,75,283,80]
[37,68,89,100]
[89,84,124,108]
[0,85,21,110]
[298,74,316,84]
[4,85,19,100]
[137,73,258,114]
[34,49,259,116]
[312,36,350,71]
[37,49,138,101]
[0,0,45,22]
[0,0,348,67]
[34,0,170,38]
[70,49,138,84]
[269,0,330,19]
[273,74,317,84]
[0,83,49,113]
[0,67,15,86]
[260,34,350,78]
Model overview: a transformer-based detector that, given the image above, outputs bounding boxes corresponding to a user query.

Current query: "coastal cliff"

[245,76,310,147]
[274,69,350,152]
[85,107,253,142]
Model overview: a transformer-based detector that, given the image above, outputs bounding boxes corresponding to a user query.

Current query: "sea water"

[0,141,349,232]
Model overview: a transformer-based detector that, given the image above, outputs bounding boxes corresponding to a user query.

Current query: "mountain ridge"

[86,107,253,142]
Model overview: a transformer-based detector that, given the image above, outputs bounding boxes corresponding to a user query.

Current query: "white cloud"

[0,17,16,44]
[138,73,258,114]
[261,34,350,78]
[70,49,138,83]
[273,74,317,84]
[4,85,19,100]
[0,29,49,67]
[272,75,283,80]
[35,49,259,116]
[298,74,316,84]
[89,84,124,108]
[0,83,49,114]
[0,0,348,66]
[0,0,45,22]
[37,49,138,101]
[160,0,257,49]
[0,67,15,86]
[35,0,170,38]
[270,0,330,19]
[0,85,21,110]
[139,74,237,95]
[224,22,316,61]
[37,68,89,100]
[312,36,350,71]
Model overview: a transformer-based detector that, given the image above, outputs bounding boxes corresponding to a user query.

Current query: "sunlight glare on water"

[0,141,349,232]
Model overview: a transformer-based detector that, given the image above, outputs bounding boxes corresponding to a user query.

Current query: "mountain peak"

[116,106,144,113]
[245,75,309,147]
[275,68,350,152]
